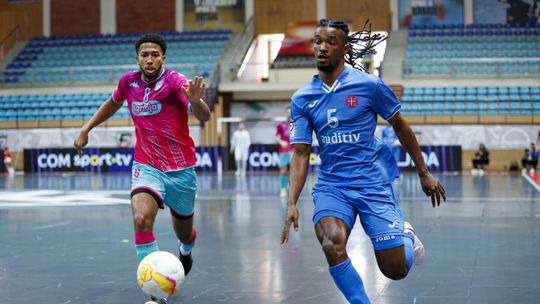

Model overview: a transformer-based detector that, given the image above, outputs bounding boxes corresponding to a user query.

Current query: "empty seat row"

[402,95,540,103]
[407,42,539,52]
[409,23,540,31]
[406,50,540,59]
[0,88,217,122]
[409,29,540,37]
[30,29,233,41]
[403,87,540,95]
[403,62,540,75]
[408,35,540,44]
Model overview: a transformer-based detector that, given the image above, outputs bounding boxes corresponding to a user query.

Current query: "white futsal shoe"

[280,188,287,198]
[404,221,425,265]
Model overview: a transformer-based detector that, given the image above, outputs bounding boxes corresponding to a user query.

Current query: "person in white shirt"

[230,122,251,176]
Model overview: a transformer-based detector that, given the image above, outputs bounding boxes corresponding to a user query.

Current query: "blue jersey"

[290,66,400,187]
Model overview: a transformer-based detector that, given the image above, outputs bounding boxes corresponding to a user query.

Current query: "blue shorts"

[279,153,292,167]
[131,162,197,218]
[312,184,405,251]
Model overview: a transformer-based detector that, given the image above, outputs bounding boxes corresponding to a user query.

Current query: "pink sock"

[135,231,155,245]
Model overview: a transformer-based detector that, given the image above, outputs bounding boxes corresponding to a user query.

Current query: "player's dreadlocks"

[317,19,387,72]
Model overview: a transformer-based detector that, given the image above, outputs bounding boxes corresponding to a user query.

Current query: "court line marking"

[0,190,130,207]
[521,172,540,193]
[0,190,536,208]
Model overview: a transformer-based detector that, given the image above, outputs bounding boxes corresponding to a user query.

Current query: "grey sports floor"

[0,172,538,304]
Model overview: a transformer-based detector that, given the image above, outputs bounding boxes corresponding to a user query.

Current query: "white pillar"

[176,0,184,32]
[43,0,50,37]
[464,0,474,24]
[390,0,399,31]
[100,0,116,34]
[316,0,326,21]
[245,0,254,22]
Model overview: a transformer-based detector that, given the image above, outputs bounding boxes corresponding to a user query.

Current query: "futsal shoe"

[404,221,425,265]
[179,251,193,276]
[280,189,287,198]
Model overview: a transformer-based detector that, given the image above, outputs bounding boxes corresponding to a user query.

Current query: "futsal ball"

[137,251,185,299]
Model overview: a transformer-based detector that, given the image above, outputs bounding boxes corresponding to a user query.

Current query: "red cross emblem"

[345,95,358,108]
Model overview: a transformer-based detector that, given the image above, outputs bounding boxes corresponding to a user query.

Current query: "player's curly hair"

[317,19,387,72]
[135,33,167,55]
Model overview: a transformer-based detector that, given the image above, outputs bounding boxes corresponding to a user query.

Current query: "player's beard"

[140,65,162,81]
[317,62,338,73]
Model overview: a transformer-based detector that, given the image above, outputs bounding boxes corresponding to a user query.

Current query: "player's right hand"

[280,203,299,244]
[74,130,89,156]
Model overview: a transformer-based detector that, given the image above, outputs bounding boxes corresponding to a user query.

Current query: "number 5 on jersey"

[327,109,339,128]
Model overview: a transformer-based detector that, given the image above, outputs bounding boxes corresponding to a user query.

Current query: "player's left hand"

[182,76,206,103]
[419,172,446,207]
[280,204,299,244]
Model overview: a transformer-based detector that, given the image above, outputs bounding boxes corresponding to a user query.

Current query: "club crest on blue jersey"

[345,95,358,108]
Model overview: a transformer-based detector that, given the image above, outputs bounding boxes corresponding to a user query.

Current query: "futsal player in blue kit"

[280,19,446,304]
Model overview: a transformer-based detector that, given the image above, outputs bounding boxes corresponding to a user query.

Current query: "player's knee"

[321,238,347,262]
[380,263,408,280]
[133,212,153,230]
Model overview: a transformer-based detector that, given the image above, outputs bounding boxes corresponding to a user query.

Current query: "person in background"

[471,143,490,176]
[274,106,294,198]
[230,122,251,176]
[3,147,15,176]
[521,142,538,174]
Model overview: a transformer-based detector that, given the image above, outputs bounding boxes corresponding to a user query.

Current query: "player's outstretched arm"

[181,76,210,122]
[74,97,123,156]
[280,143,311,244]
[388,112,446,207]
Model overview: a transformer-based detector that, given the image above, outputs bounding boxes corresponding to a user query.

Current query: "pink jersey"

[113,69,196,172]
[275,121,294,154]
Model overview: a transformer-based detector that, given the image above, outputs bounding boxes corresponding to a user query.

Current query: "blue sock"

[279,174,288,189]
[136,240,159,263]
[329,258,371,304]
[180,227,197,255]
[403,233,414,272]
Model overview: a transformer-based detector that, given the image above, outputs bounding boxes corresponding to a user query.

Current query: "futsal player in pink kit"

[274,106,294,198]
[74,33,210,303]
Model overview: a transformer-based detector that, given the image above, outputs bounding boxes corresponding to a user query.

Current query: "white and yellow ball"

[137,251,185,299]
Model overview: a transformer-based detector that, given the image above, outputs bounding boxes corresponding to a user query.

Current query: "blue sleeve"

[290,98,312,145]
[371,78,401,120]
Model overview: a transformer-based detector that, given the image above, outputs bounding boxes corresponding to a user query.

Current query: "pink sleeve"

[112,73,128,104]
[170,71,190,106]
[275,124,282,137]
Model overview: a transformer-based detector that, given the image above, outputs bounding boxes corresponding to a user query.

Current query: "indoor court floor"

[0,171,539,304]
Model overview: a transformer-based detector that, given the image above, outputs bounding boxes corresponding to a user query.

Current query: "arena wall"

[0,0,42,41]
[326,0,390,31]
[116,0,176,33]
[51,0,100,36]
[254,0,316,35]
